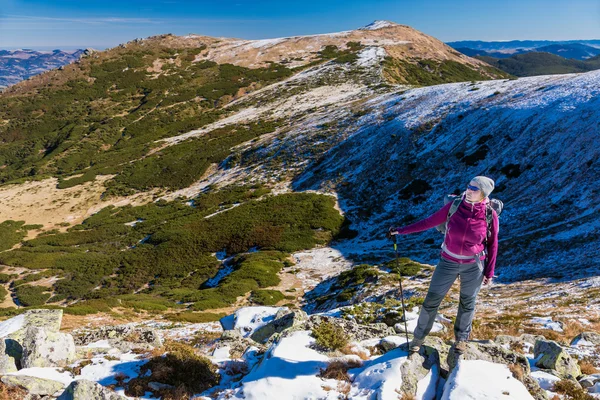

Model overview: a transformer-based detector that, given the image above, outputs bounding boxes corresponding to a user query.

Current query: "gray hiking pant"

[413,257,484,341]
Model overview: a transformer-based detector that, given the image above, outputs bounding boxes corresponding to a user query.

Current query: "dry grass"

[552,379,595,400]
[63,359,93,376]
[509,363,525,382]
[394,390,416,400]
[190,330,222,348]
[509,341,525,354]
[0,383,27,400]
[340,344,370,360]
[318,359,363,382]
[579,360,599,375]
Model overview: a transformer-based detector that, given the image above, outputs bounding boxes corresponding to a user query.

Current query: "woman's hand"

[387,226,398,239]
[483,276,493,286]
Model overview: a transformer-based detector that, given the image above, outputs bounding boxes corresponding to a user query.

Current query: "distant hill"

[456,43,600,61]
[455,47,527,59]
[535,43,600,60]
[0,49,86,89]
[448,39,600,54]
[477,52,600,76]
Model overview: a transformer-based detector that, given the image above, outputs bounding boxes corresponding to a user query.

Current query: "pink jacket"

[394,198,498,278]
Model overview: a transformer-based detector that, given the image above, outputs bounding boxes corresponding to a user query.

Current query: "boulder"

[218,330,264,359]
[0,339,18,373]
[0,309,65,369]
[380,335,411,352]
[399,353,435,395]
[534,339,581,379]
[21,326,76,368]
[57,379,127,400]
[495,334,546,347]
[571,331,600,347]
[1,374,65,396]
[250,309,308,344]
[382,310,403,327]
[422,336,451,376]
[578,374,600,389]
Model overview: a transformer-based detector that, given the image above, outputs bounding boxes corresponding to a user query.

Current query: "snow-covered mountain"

[0,49,86,89]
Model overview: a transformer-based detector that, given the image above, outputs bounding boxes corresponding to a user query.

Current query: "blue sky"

[1,0,599,49]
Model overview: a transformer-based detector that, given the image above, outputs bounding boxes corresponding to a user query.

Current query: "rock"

[495,334,546,346]
[0,309,65,369]
[219,330,264,359]
[57,379,127,400]
[448,340,548,400]
[578,374,600,389]
[21,326,76,368]
[422,336,451,376]
[1,374,65,395]
[0,339,18,373]
[250,309,308,344]
[534,339,581,379]
[571,331,600,346]
[382,310,403,327]
[307,315,396,342]
[73,324,162,351]
[380,335,410,352]
[399,352,433,395]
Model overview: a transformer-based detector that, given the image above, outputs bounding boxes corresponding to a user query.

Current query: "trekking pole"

[392,234,411,348]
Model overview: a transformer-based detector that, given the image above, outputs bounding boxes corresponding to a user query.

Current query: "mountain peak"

[359,20,399,31]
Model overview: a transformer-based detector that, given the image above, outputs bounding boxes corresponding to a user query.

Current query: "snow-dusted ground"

[442,360,534,399]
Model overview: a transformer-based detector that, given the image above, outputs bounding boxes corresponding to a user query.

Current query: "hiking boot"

[454,340,467,356]
[408,337,424,357]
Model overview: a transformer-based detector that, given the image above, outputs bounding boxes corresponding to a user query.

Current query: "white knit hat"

[472,176,495,197]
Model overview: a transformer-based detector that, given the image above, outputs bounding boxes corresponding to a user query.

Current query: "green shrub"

[384,257,423,277]
[0,273,18,284]
[552,378,595,400]
[15,285,51,307]
[311,321,349,350]
[57,170,97,189]
[250,289,285,306]
[0,220,31,251]
[166,312,226,323]
[0,286,8,302]
[126,342,219,396]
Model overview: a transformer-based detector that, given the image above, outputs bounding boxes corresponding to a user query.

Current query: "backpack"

[435,193,503,241]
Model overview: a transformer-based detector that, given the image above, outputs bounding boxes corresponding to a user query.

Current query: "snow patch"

[360,20,398,31]
[442,360,534,399]
[0,314,25,338]
[223,306,288,338]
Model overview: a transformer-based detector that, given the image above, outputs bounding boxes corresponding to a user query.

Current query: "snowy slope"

[288,70,600,282]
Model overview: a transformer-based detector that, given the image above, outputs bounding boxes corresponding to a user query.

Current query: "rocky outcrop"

[1,374,65,396]
[307,315,396,341]
[0,339,18,373]
[57,379,127,400]
[0,309,70,372]
[216,330,266,359]
[21,326,76,368]
[72,324,163,351]
[399,353,434,395]
[534,339,581,379]
[250,309,308,343]
[571,331,600,346]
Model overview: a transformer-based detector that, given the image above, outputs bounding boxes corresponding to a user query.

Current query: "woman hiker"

[388,176,498,357]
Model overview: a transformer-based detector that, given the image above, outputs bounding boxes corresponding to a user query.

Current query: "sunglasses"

[467,185,480,191]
